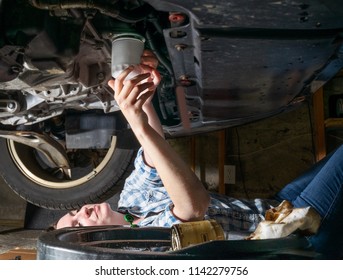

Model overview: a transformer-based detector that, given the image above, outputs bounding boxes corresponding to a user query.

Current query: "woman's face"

[56,202,126,229]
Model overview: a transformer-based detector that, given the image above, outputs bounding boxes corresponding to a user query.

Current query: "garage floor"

[0,181,56,260]
[0,226,42,260]
[0,179,38,259]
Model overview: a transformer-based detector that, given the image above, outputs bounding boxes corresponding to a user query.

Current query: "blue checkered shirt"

[118,148,278,237]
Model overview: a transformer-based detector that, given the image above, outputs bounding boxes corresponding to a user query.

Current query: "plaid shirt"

[118,148,278,237]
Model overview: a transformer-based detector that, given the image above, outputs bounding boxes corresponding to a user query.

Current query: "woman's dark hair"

[46,221,57,232]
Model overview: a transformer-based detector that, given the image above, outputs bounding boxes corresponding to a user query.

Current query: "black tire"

[37,226,318,260]
[0,137,136,210]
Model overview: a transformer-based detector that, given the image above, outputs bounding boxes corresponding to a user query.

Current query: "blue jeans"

[274,145,343,258]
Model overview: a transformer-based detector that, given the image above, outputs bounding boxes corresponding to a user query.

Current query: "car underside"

[0,0,343,209]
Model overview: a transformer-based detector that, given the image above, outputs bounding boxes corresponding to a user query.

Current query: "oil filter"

[171,219,225,250]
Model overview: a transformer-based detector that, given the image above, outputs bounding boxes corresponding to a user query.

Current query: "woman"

[56,52,343,258]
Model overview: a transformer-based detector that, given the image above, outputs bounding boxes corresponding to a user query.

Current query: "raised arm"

[139,50,165,167]
[110,50,164,167]
[140,50,164,139]
[109,67,210,222]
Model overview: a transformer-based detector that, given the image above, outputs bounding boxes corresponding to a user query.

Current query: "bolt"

[97,72,105,81]
[169,13,186,24]
[10,65,21,73]
[175,44,188,51]
[179,75,194,87]
[7,102,15,109]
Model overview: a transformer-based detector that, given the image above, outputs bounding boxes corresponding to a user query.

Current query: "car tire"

[0,137,136,210]
[36,226,318,260]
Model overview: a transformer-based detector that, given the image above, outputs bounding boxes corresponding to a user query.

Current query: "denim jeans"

[274,145,343,258]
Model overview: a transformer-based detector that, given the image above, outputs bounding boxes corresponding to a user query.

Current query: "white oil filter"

[111,35,145,79]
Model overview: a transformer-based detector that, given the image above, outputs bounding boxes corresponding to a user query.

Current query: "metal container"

[111,34,145,79]
[171,219,225,250]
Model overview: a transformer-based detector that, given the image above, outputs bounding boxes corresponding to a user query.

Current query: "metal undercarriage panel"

[146,0,343,134]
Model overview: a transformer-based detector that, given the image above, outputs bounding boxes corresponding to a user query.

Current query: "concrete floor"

[0,189,39,259]
[0,226,42,259]
[0,176,45,259]
[0,179,34,259]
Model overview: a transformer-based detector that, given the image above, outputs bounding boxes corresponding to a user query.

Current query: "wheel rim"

[7,137,117,189]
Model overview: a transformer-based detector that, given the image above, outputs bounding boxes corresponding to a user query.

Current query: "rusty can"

[171,219,225,250]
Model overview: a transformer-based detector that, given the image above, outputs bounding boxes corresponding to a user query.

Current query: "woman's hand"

[139,50,161,102]
[108,49,161,127]
[108,67,155,130]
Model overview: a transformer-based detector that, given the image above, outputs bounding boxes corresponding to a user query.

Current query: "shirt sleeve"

[118,148,172,217]
[138,203,182,227]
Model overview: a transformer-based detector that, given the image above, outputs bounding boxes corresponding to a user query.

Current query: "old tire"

[0,137,136,210]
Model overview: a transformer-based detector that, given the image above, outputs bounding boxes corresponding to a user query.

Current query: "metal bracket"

[0,130,71,178]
